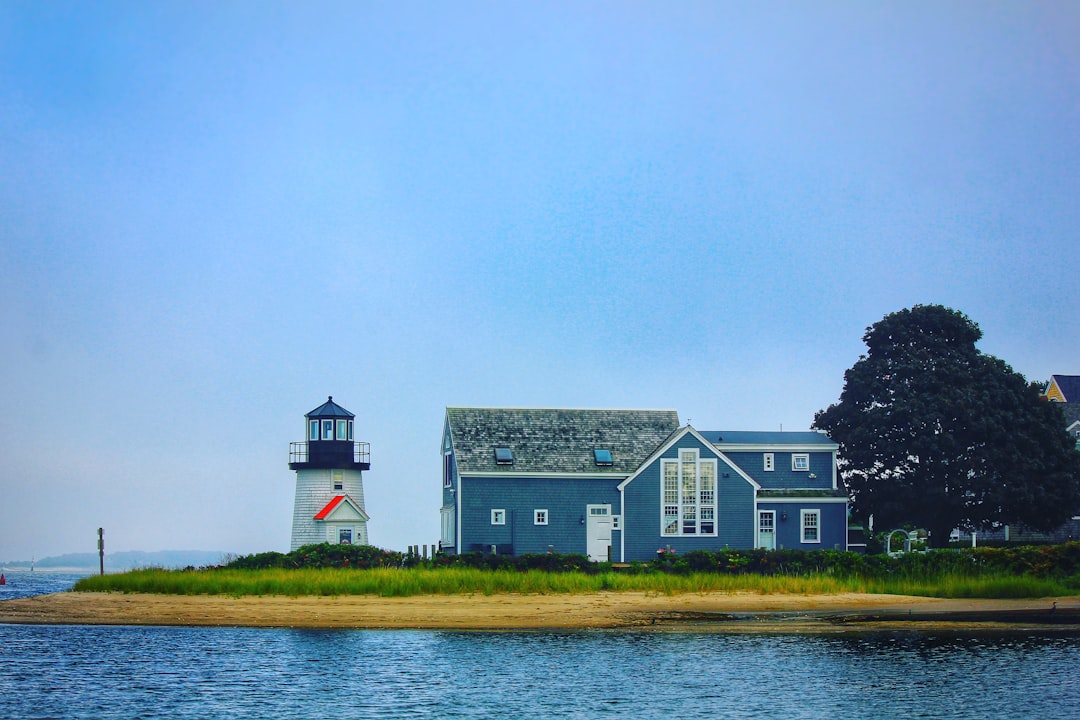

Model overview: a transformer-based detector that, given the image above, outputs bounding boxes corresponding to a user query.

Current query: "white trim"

[534,509,548,526]
[756,497,848,504]
[660,447,719,537]
[467,471,632,479]
[792,453,810,471]
[800,509,821,544]
[617,425,762,492]
[757,510,776,550]
[491,508,506,525]
[763,453,774,472]
[710,443,838,452]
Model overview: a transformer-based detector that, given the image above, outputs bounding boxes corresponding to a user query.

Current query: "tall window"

[443,453,453,488]
[661,449,717,536]
[332,469,343,491]
[801,509,820,543]
[763,453,775,472]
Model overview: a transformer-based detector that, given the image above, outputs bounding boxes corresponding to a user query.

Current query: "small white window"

[491,509,506,525]
[801,509,820,543]
[338,528,353,545]
[612,515,621,530]
[309,420,319,441]
[443,454,453,488]
[534,509,548,525]
[792,454,810,471]
[332,469,343,491]
[764,453,775,472]
[337,419,348,440]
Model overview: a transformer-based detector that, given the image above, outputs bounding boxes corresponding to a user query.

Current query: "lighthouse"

[289,396,371,550]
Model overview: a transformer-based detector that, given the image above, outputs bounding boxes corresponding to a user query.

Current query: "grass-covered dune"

[73,542,1080,600]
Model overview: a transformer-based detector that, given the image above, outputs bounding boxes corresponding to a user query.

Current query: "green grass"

[72,567,1078,599]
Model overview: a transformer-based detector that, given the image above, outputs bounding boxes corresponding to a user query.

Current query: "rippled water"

[2,573,1078,719]
[0,570,87,600]
[1,623,1077,719]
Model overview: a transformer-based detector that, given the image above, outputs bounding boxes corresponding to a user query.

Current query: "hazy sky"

[2,1,1077,561]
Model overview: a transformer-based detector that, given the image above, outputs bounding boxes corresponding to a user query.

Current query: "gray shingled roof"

[698,430,836,446]
[445,407,680,474]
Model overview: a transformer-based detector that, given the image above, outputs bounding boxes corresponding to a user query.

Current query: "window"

[594,449,613,466]
[338,528,352,545]
[322,420,334,440]
[661,449,717,536]
[612,515,621,530]
[309,420,319,441]
[443,453,453,488]
[801,509,820,543]
[491,509,506,525]
[332,469,343,491]
[441,507,455,545]
[764,453,775,472]
[534,509,548,525]
[348,420,354,441]
[494,447,513,465]
[792,454,810,471]
[337,419,348,440]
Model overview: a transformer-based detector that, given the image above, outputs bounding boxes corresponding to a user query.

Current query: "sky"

[2,1,1078,561]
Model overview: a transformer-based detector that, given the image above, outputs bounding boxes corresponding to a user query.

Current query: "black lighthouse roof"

[306,396,355,419]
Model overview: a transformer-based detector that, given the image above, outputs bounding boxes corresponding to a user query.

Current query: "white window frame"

[491,509,506,525]
[443,453,453,488]
[801,509,821,543]
[792,453,810,471]
[336,419,348,440]
[660,448,717,537]
[764,453,775,472]
[322,420,334,440]
[309,420,319,441]
[534,509,548,526]
[758,510,776,549]
[440,506,455,545]
[332,469,343,491]
[612,515,621,531]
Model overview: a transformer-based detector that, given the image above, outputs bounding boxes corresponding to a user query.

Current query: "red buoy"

[0,573,5,585]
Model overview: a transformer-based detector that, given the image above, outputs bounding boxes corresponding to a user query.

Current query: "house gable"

[699,430,839,490]
[313,495,369,522]
[1044,375,1080,403]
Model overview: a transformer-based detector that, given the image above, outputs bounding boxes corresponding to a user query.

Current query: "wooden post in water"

[97,528,104,576]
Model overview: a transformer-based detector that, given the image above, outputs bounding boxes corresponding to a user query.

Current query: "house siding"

[622,433,756,561]
[756,501,847,550]
[459,475,621,555]
[725,451,834,490]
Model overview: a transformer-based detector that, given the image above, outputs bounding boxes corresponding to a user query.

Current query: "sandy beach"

[2,591,1077,631]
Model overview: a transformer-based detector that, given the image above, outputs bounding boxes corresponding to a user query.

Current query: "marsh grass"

[73,567,1075,599]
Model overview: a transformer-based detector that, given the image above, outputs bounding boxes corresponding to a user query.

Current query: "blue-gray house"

[440,407,848,561]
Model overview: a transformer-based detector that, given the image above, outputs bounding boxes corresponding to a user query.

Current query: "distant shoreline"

[1,592,1077,631]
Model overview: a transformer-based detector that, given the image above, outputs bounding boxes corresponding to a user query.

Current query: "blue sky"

[2,1,1077,561]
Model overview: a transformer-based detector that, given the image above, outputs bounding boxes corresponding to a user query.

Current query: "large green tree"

[813,304,1080,547]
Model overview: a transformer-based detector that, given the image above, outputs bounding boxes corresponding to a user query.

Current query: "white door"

[758,511,776,550]
[586,505,613,562]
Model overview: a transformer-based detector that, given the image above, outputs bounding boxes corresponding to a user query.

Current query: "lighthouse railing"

[289,442,370,465]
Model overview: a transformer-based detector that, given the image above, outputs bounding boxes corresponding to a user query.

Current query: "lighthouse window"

[348,420,354,441]
[322,420,334,440]
[332,470,343,491]
[337,420,348,440]
[309,420,319,441]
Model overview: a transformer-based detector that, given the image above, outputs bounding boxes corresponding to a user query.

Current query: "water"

[0,571,87,600]
[2,575,1078,718]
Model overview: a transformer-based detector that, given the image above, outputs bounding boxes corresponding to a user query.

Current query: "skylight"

[594,449,613,466]
[494,447,514,465]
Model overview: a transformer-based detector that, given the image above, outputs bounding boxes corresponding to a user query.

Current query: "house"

[439,407,847,561]
[1042,375,1080,446]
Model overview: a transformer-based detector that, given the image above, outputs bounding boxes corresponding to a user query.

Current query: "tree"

[813,304,1080,548]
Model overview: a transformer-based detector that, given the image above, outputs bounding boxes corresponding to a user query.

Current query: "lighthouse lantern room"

[289,396,371,550]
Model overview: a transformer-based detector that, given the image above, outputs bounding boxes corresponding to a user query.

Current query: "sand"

[1,592,1076,631]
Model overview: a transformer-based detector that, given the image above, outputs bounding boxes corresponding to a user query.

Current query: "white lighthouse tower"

[289,396,371,550]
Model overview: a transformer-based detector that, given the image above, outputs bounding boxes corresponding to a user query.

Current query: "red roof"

[313,496,347,520]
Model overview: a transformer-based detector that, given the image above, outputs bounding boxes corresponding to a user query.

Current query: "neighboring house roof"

[313,495,369,522]
[306,396,355,419]
[1044,375,1080,403]
[698,430,837,448]
[445,407,680,474]
[1060,403,1080,427]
